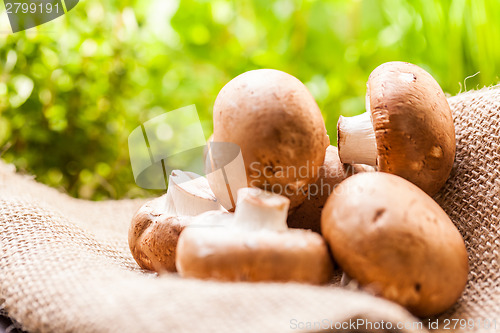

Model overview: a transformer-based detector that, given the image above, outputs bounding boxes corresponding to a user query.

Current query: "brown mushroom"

[211,69,330,211]
[176,187,333,284]
[287,145,374,233]
[321,172,468,317]
[128,170,225,272]
[337,61,455,196]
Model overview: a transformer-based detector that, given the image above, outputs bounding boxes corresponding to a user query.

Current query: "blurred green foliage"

[0,0,499,200]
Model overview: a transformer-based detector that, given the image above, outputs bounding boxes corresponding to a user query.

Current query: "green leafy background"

[0,0,499,200]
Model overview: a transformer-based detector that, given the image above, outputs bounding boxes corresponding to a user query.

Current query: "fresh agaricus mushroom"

[287,145,374,233]
[321,172,468,317]
[176,187,333,284]
[337,61,455,196]
[211,69,330,211]
[129,170,225,272]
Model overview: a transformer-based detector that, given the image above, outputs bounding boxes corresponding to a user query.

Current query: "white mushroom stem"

[233,188,289,232]
[165,170,224,216]
[340,272,353,287]
[340,272,360,290]
[337,111,378,166]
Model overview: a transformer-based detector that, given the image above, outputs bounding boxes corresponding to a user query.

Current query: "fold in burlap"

[1,87,499,333]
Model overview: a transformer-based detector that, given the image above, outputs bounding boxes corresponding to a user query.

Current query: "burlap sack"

[0,86,499,333]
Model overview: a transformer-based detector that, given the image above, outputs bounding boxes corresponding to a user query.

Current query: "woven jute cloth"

[1,87,499,333]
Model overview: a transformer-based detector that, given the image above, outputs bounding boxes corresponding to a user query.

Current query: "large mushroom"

[287,145,374,233]
[337,62,455,196]
[176,187,333,284]
[210,69,330,211]
[321,172,468,317]
[129,170,225,272]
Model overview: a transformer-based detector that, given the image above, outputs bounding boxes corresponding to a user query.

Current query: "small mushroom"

[321,172,468,317]
[212,69,330,210]
[287,145,374,233]
[176,187,333,284]
[128,170,226,272]
[337,61,455,196]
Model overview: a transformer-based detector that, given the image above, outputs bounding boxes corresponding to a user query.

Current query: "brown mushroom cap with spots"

[337,62,455,196]
[176,187,333,284]
[321,172,468,317]
[212,69,330,210]
[287,145,374,233]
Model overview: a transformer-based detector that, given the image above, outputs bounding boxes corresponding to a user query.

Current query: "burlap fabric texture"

[1,87,499,333]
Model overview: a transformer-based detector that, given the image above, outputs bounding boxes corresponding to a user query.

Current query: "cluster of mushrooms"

[129,62,468,317]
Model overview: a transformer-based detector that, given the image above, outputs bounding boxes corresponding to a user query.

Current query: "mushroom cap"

[321,172,468,317]
[176,227,333,284]
[128,194,188,272]
[287,145,374,233]
[367,61,455,196]
[213,69,329,209]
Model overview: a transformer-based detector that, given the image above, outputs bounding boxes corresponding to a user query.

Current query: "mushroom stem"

[234,188,289,231]
[337,111,377,165]
[167,170,223,216]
